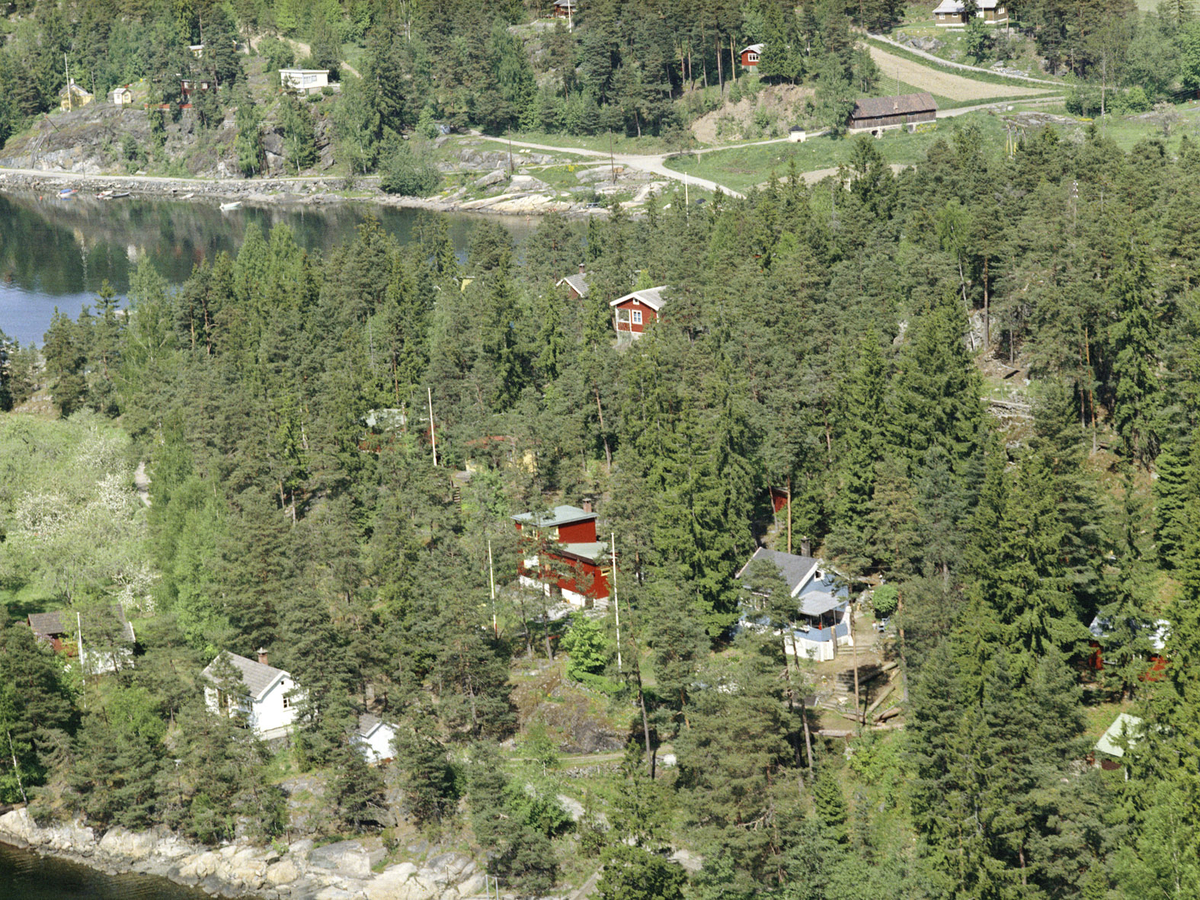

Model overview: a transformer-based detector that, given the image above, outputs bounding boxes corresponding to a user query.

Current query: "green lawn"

[0,584,57,620]
[663,111,1010,193]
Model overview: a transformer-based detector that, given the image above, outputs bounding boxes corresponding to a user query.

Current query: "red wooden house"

[610,286,668,340]
[1086,616,1169,681]
[512,504,610,608]
[740,44,763,68]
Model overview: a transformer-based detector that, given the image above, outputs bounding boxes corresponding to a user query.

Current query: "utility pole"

[611,532,621,674]
[77,611,86,685]
[488,539,498,638]
[64,53,72,110]
[427,386,438,467]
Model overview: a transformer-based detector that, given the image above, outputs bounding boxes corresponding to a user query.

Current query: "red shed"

[740,44,763,68]
[610,286,668,340]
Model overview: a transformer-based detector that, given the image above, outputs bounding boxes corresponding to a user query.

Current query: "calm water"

[0,191,535,346]
[0,841,228,900]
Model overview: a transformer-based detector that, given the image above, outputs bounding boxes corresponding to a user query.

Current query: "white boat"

[219,201,241,211]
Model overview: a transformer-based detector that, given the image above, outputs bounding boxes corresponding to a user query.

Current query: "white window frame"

[632,310,643,325]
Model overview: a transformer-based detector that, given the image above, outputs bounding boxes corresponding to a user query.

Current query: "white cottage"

[202,650,298,740]
[353,714,397,765]
[279,68,330,94]
[737,548,854,662]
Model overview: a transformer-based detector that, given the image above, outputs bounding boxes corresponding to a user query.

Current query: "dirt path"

[867,32,1061,86]
[249,34,361,79]
[867,45,1057,101]
[496,135,752,198]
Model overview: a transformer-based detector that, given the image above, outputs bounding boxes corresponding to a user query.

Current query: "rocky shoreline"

[0,166,609,218]
[0,808,489,900]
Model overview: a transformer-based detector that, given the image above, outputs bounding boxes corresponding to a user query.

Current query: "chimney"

[257,647,269,666]
[582,496,593,513]
[579,262,586,274]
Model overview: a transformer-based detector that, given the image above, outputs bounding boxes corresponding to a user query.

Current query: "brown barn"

[552,0,576,18]
[610,286,668,339]
[847,93,937,135]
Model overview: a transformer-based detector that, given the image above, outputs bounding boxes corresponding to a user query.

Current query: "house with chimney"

[202,649,298,740]
[512,503,610,608]
[556,264,590,300]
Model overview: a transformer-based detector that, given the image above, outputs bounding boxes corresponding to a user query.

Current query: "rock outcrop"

[0,809,485,900]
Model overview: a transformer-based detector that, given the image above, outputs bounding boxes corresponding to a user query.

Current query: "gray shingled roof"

[798,591,843,618]
[558,273,590,297]
[512,505,596,528]
[851,93,937,120]
[358,713,383,736]
[737,547,821,596]
[202,652,290,701]
[609,286,668,311]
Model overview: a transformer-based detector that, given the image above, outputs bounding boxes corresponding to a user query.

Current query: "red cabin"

[610,286,667,340]
[740,44,763,67]
[512,504,610,608]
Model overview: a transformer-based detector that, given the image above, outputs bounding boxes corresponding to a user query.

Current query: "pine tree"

[1108,240,1161,465]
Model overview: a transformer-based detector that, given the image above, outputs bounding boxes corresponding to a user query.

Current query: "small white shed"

[354,714,397,765]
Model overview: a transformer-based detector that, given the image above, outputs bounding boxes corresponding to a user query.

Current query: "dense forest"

[3,118,1200,898]
[3,0,1200,170]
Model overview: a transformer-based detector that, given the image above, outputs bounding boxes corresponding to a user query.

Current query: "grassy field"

[664,111,1009,194]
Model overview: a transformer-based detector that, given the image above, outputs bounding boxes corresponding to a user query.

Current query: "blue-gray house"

[736,547,853,661]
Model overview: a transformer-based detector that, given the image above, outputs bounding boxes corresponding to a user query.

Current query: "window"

[632,310,643,325]
[282,694,291,709]
[748,52,759,62]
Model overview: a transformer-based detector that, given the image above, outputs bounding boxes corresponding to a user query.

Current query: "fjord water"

[0,841,221,900]
[0,191,534,346]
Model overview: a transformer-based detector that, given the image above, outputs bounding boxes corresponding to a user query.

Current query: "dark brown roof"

[28,607,135,643]
[850,93,938,120]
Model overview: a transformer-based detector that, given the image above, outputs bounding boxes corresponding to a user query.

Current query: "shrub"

[380,140,442,196]
[259,37,295,73]
[873,584,899,618]
[560,616,609,681]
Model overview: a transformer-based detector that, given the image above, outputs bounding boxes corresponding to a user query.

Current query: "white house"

[108,87,133,106]
[280,68,330,94]
[353,714,397,765]
[737,547,854,662]
[202,650,298,740]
